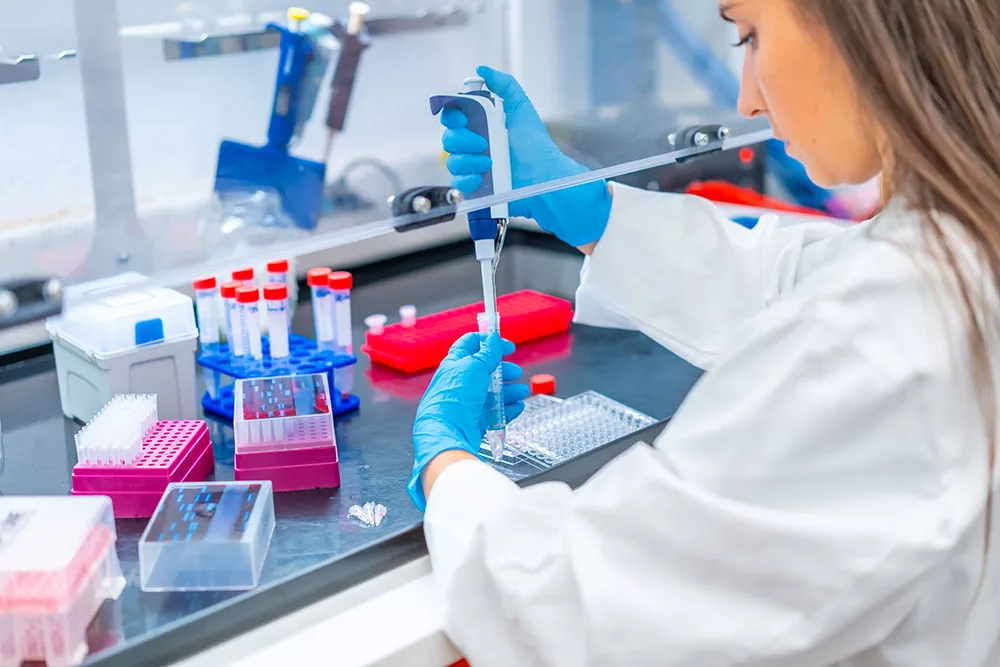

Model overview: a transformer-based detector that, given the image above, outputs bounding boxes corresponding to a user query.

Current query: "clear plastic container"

[0,496,125,667]
[139,481,275,592]
[505,391,656,468]
[234,374,336,454]
[263,284,290,361]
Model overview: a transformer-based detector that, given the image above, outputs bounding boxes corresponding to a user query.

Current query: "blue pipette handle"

[265,23,315,152]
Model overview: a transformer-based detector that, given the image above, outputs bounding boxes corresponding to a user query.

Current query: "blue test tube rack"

[198,333,360,422]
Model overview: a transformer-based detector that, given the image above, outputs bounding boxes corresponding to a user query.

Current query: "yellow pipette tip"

[287,7,310,22]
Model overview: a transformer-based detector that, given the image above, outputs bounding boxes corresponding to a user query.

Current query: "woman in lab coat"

[408,0,1000,664]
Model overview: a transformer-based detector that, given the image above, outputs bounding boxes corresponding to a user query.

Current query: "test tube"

[220,281,245,358]
[307,268,334,350]
[232,267,255,287]
[267,259,292,325]
[329,271,354,398]
[364,313,387,335]
[236,286,263,368]
[192,277,220,354]
[478,312,506,462]
[264,283,291,361]
[399,304,417,328]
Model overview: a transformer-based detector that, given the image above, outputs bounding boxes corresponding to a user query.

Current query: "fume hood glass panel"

[0,0,95,284]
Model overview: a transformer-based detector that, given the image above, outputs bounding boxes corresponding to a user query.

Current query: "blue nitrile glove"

[408,332,530,511]
[441,66,613,247]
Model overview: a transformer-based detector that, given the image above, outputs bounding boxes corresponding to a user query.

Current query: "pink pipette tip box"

[234,444,340,493]
[71,421,214,518]
[0,496,125,667]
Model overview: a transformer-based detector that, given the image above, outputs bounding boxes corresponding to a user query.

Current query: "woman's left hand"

[408,332,529,510]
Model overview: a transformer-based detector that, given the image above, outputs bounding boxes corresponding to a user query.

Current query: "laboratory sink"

[0,230,703,667]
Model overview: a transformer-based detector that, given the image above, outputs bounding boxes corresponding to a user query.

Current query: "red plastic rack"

[362,290,573,374]
[71,421,214,519]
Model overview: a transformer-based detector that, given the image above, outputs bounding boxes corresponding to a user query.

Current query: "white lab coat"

[424,184,1000,666]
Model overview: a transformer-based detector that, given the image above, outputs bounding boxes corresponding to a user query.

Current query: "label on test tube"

[192,277,220,350]
[329,272,353,354]
[264,283,290,360]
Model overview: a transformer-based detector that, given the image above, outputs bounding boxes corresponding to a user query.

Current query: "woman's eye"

[731,32,757,49]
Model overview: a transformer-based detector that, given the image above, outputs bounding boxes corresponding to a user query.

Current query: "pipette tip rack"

[362,290,573,374]
[0,496,125,667]
[199,333,360,422]
[72,420,214,518]
[232,374,341,492]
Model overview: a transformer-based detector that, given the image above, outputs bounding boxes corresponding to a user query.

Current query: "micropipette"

[429,74,513,461]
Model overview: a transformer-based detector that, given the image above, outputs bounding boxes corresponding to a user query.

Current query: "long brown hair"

[795,0,1000,544]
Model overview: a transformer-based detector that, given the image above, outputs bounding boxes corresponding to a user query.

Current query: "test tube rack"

[198,333,360,422]
[362,290,574,374]
[232,375,340,493]
[72,421,214,518]
[0,497,125,667]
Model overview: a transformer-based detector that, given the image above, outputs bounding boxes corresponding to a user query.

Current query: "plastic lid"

[328,271,353,291]
[267,259,289,273]
[307,268,332,287]
[220,281,241,299]
[263,283,288,300]
[0,496,115,576]
[192,276,217,291]
[46,284,197,357]
[232,267,255,282]
[236,286,260,304]
[530,374,557,395]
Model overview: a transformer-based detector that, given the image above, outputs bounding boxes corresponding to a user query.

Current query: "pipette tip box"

[72,421,214,519]
[46,274,198,423]
[139,481,275,592]
[198,334,359,422]
[0,496,125,667]
[231,374,340,492]
[362,290,573,374]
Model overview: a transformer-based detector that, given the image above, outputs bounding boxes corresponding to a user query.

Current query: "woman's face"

[721,0,883,187]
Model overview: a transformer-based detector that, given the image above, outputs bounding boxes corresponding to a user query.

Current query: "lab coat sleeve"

[424,296,984,667]
[574,184,848,369]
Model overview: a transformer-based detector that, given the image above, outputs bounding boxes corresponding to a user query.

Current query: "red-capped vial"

[220,281,245,358]
[307,268,335,350]
[267,259,292,325]
[192,277,220,352]
[236,287,263,364]
[232,267,255,286]
[530,374,557,396]
[328,271,354,398]
[263,283,291,360]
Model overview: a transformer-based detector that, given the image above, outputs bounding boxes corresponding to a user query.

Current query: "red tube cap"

[232,267,255,282]
[236,286,260,304]
[307,267,332,287]
[328,271,353,291]
[263,283,288,300]
[220,281,242,299]
[530,374,557,395]
[192,276,217,291]
[267,259,289,273]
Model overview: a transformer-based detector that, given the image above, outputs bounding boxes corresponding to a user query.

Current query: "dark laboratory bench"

[0,231,704,667]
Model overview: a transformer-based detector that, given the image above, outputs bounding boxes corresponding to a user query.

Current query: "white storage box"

[46,275,198,423]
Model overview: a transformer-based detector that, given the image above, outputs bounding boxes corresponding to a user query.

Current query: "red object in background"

[686,180,829,217]
[362,291,574,374]
[530,374,557,395]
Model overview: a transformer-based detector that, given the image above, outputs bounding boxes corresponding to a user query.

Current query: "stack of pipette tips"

[74,394,157,466]
[348,502,387,527]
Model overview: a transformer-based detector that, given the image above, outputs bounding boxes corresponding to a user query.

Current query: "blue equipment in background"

[214,9,329,230]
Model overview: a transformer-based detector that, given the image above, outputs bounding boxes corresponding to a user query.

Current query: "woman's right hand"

[441,66,613,248]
